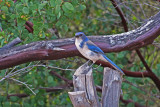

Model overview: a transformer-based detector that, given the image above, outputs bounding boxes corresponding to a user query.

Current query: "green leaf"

[62,4,70,13]
[11,103,20,107]
[50,0,55,7]
[10,14,16,19]
[63,24,68,32]
[10,96,19,102]
[60,24,68,32]
[132,16,137,21]
[16,4,21,10]
[127,102,134,107]
[71,0,78,5]
[63,2,74,11]
[132,95,138,102]
[23,103,30,107]
[1,6,8,12]
[0,96,4,102]
[79,4,86,11]
[23,7,29,14]
[38,100,44,105]
[39,4,45,10]
[3,102,10,107]
[157,64,160,70]
[1,38,4,46]
[55,0,62,5]
[55,5,61,14]
[123,94,129,100]
[25,0,28,3]
[48,76,53,83]
[56,20,62,27]
[57,12,61,19]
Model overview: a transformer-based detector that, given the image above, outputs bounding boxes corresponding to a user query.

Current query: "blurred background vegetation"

[0,0,160,106]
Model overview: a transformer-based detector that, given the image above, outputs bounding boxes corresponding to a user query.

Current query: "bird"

[75,32,124,74]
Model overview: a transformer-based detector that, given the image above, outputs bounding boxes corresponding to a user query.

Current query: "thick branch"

[0,12,160,70]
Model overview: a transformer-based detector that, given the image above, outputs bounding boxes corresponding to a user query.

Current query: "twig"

[49,71,72,85]
[124,79,160,99]
[0,64,74,83]
[10,78,36,95]
[136,0,146,18]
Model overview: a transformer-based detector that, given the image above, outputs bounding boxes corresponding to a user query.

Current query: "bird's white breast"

[75,38,100,63]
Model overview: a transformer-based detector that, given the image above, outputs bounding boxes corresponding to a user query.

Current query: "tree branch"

[110,0,128,32]
[49,71,73,85]
[110,0,160,92]
[120,95,146,107]
[136,49,160,91]
[0,37,22,50]
[0,11,160,70]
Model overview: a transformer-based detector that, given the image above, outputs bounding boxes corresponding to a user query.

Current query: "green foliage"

[0,0,86,45]
[0,0,160,107]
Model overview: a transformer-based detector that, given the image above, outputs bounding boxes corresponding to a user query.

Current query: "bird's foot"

[87,60,91,64]
[89,62,94,68]
[93,64,101,70]
[85,60,91,65]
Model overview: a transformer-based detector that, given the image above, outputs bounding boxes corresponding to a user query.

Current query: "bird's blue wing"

[86,41,104,54]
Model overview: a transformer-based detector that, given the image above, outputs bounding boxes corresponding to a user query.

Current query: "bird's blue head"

[75,32,88,41]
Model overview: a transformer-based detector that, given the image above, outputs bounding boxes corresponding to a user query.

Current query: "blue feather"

[102,54,124,74]
[86,42,104,54]
[80,41,85,48]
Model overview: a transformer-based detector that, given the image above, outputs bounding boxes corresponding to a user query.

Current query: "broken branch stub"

[68,63,100,107]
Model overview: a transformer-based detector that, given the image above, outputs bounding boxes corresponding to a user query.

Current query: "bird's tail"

[101,54,125,74]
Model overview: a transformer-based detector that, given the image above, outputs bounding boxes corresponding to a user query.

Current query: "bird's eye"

[80,34,82,36]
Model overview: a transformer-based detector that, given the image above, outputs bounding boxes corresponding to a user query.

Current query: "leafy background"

[0,0,160,106]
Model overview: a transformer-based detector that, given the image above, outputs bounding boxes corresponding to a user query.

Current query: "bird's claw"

[93,64,101,70]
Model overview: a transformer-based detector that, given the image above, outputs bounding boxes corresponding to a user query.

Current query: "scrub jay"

[75,32,124,74]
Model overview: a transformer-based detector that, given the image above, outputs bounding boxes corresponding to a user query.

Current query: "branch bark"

[0,11,160,70]
[0,37,22,50]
